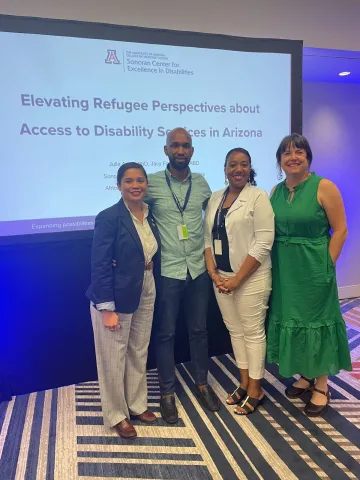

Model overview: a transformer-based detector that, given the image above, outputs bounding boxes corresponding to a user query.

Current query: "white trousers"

[90,270,156,428]
[214,269,271,379]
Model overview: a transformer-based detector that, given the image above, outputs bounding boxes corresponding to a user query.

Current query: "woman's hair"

[276,133,313,176]
[117,162,148,185]
[224,147,257,186]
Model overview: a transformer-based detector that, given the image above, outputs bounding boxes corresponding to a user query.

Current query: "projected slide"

[0,31,291,237]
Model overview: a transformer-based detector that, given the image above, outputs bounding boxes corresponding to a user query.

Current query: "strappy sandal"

[304,387,331,417]
[226,385,247,405]
[234,392,265,415]
[285,376,315,399]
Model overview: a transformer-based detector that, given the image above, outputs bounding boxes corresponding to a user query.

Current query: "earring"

[277,171,283,181]
[224,176,228,185]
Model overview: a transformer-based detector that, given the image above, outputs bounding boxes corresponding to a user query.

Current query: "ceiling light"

[339,71,351,76]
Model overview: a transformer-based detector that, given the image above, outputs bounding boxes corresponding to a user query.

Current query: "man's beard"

[168,155,191,171]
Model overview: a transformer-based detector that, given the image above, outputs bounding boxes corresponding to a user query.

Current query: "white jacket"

[204,184,275,273]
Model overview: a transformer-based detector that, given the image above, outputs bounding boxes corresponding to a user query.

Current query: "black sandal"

[226,385,247,405]
[234,392,265,415]
[304,387,330,417]
[285,376,315,399]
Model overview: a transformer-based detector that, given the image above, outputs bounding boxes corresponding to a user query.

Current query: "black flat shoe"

[285,375,315,399]
[196,384,220,412]
[304,387,330,417]
[160,395,178,424]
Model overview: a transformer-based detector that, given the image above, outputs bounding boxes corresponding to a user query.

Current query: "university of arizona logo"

[105,49,121,65]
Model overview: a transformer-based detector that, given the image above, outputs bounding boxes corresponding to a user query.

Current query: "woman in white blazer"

[205,148,274,415]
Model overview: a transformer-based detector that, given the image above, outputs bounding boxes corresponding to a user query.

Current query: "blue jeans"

[155,271,210,395]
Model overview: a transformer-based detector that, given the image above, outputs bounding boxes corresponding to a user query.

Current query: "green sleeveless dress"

[266,174,352,378]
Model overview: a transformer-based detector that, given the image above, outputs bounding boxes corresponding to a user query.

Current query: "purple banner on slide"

[0,216,95,237]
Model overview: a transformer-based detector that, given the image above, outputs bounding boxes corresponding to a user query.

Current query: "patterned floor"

[1,298,360,480]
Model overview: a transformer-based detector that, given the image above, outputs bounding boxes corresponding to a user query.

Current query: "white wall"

[1,0,360,51]
[303,82,360,298]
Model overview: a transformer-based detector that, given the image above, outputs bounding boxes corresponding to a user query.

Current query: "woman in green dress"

[267,133,352,417]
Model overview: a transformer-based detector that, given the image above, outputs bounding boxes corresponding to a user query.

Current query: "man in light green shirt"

[146,128,220,423]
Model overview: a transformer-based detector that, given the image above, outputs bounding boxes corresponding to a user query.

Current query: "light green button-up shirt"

[146,168,212,280]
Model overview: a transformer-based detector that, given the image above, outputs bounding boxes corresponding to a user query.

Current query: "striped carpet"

[1,298,360,480]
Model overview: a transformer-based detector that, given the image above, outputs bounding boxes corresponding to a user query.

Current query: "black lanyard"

[165,171,192,216]
[215,188,236,238]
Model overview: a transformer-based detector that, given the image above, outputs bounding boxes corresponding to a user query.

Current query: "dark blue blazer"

[86,199,161,314]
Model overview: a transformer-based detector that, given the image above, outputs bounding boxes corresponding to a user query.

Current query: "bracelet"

[208,270,217,279]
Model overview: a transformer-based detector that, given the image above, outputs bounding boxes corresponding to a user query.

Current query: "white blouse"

[126,202,158,264]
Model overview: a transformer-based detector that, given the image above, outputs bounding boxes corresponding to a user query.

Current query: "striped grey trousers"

[90,270,156,428]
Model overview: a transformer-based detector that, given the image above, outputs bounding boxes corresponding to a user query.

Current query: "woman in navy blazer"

[86,162,160,439]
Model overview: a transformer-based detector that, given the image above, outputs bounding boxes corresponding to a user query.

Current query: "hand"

[212,273,231,295]
[219,276,241,294]
[103,311,120,331]
[212,273,226,288]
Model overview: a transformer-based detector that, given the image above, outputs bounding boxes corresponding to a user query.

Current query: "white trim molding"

[338,284,360,300]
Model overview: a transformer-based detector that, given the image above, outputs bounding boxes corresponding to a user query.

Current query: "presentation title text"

[21,94,260,115]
